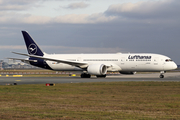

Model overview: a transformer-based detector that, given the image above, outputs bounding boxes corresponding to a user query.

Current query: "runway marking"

[15,80,21,81]
[13,75,23,77]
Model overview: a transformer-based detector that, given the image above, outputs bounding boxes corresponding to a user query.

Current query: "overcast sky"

[0,0,180,64]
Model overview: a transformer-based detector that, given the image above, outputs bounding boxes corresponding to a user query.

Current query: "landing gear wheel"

[160,74,164,78]
[96,75,106,78]
[81,73,91,78]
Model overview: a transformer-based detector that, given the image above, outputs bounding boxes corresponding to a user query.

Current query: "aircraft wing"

[11,52,88,68]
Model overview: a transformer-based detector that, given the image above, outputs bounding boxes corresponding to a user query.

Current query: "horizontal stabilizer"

[7,58,37,62]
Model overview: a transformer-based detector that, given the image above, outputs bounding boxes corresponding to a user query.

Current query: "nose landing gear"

[160,74,164,78]
[159,71,166,78]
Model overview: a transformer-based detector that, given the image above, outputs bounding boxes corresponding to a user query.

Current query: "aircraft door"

[77,57,82,62]
[161,59,165,71]
[120,57,125,65]
[154,57,164,70]
[154,57,159,65]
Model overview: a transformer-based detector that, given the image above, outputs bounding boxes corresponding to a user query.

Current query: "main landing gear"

[96,75,106,78]
[81,73,91,78]
[159,71,166,78]
[80,73,106,78]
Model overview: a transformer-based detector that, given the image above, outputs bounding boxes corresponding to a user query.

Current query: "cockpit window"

[165,59,173,62]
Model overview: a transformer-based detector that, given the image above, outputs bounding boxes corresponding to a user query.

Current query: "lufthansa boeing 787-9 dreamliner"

[8,31,177,78]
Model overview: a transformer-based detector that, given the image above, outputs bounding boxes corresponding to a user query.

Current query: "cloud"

[0,0,179,24]
[0,45,25,49]
[53,13,116,24]
[105,0,180,21]
[0,45,122,54]
[65,2,89,9]
[0,0,37,10]
[22,15,52,24]
[0,0,3,4]
[0,5,27,10]
[19,0,180,24]
[0,12,116,24]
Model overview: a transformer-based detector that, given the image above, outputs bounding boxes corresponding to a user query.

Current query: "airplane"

[8,31,177,78]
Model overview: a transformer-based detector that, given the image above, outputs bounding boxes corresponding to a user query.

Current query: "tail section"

[22,31,44,56]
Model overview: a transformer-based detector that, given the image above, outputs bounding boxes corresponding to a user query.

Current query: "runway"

[0,72,180,85]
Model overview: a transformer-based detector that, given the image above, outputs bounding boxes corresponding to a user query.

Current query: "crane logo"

[28,44,37,55]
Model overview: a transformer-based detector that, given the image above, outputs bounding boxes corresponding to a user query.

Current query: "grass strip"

[0,81,180,120]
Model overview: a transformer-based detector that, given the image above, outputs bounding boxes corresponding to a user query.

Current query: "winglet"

[22,31,44,56]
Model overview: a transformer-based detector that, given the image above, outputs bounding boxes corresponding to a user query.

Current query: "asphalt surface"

[0,72,180,85]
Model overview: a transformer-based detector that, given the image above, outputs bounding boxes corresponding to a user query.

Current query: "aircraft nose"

[172,62,177,70]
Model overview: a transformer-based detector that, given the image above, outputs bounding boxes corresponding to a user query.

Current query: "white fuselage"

[41,53,177,72]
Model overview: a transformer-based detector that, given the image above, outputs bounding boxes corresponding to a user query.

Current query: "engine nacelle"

[87,64,107,75]
[119,71,136,75]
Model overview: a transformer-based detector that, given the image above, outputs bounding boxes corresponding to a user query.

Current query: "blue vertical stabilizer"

[22,31,44,56]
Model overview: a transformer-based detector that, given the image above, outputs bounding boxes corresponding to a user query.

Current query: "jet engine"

[87,64,107,75]
[119,71,136,75]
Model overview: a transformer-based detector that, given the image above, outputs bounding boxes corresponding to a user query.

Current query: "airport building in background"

[0,59,39,70]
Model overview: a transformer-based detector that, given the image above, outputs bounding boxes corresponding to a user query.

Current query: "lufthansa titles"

[128,55,151,59]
